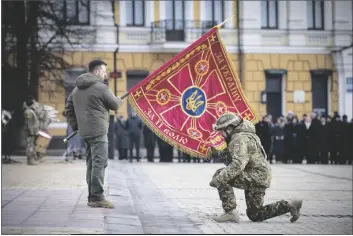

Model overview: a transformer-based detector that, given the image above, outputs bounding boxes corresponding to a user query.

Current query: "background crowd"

[65,110,353,165]
[256,111,353,165]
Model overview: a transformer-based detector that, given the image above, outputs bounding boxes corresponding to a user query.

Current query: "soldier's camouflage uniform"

[23,102,40,163]
[31,101,51,131]
[213,119,292,222]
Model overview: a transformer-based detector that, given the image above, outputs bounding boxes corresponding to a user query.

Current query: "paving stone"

[105,224,144,234]
[66,219,105,229]
[105,216,141,226]
[2,156,352,234]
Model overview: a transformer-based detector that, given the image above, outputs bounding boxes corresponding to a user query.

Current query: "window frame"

[126,0,145,27]
[261,0,278,29]
[210,0,225,26]
[169,0,185,29]
[307,0,325,30]
[63,0,90,26]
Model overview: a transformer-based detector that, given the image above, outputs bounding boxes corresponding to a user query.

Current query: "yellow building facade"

[40,0,351,139]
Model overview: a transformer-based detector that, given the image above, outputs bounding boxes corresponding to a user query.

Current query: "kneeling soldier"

[210,112,302,223]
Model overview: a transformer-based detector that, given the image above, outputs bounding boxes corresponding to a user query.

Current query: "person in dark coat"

[319,116,330,164]
[271,117,285,163]
[309,112,322,163]
[182,152,191,163]
[177,150,183,162]
[126,111,143,162]
[157,137,174,162]
[290,117,300,163]
[115,115,129,160]
[297,115,315,164]
[341,115,351,164]
[328,115,343,164]
[143,125,156,162]
[284,116,297,164]
[255,115,272,159]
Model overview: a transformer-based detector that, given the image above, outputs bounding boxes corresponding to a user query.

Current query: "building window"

[307,0,324,30]
[63,0,90,25]
[126,0,145,26]
[261,0,278,29]
[166,0,185,29]
[205,0,224,26]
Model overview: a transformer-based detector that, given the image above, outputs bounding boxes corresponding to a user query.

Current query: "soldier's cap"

[88,59,107,72]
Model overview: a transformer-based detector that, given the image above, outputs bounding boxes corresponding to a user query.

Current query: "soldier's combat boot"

[288,200,303,222]
[37,155,47,163]
[27,158,39,165]
[88,199,114,209]
[213,210,240,223]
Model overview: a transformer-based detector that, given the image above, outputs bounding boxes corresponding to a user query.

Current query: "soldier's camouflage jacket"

[23,101,50,134]
[23,101,51,131]
[23,103,40,136]
[213,120,272,189]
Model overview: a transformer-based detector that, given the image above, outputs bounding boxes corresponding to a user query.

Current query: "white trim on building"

[60,43,336,54]
[334,47,353,120]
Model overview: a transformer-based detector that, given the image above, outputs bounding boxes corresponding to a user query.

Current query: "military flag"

[128,25,258,158]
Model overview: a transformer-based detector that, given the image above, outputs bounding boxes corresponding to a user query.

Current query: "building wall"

[40,52,175,136]
[241,54,337,118]
[38,0,351,139]
[41,52,337,136]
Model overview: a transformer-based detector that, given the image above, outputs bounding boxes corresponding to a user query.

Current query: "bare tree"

[1,0,97,155]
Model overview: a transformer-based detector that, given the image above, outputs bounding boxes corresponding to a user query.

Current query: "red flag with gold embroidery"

[128,26,258,158]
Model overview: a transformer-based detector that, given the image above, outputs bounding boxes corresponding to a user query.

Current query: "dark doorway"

[311,73,328,115]
[266,73,282,120]
[126,70,149,149]
[126,70,149,115]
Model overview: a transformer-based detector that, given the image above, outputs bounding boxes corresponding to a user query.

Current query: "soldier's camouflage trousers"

[26,136,37,160]
[213,168,291,222]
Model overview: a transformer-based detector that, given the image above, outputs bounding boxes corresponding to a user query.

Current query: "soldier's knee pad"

[246,208,263,222]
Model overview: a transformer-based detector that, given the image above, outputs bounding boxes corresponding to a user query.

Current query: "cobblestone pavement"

[2,156,352,234]
[1,157,106,234]
[137,162,353,234]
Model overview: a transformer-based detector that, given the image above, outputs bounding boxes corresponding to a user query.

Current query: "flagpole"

[214,15,235,29]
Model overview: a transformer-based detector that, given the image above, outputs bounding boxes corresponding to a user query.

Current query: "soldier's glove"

[209,177,220,188]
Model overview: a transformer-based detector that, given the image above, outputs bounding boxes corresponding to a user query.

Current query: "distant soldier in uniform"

[209,112,303,223]
[23,96,41,165]
[24,96,51,162]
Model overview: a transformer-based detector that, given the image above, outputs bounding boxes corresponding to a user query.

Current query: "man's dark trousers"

[129,133,141,161]
[84,134,108,202]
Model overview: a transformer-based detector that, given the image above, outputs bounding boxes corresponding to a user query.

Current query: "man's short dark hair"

[88,60,107,72]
